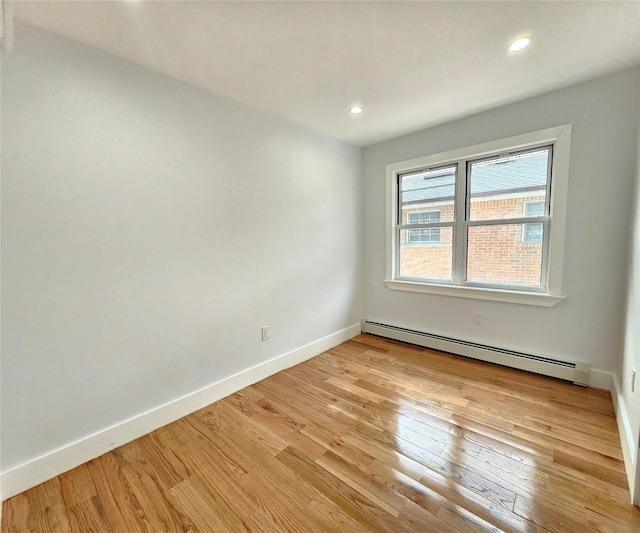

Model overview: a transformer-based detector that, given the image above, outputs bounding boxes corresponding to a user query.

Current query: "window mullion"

[466,216,550,227]
[453,160,467,283]
[398,222,453,230]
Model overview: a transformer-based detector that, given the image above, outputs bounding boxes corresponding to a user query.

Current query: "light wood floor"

[3,334,640,532]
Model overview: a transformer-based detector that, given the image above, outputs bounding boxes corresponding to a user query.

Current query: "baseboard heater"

[361,320,589,386]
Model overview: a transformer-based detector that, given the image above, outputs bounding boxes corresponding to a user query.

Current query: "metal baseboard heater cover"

[361,320,590,386]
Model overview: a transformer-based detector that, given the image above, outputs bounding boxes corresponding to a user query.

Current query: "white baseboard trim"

[0,323,361,501]
[610,374,637,504]
[589,369,613,390]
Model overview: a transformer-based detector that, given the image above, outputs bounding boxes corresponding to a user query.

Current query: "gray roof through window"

[401,148,549,204]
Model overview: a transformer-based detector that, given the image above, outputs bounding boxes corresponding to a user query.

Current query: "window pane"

[408,228,441,244]
[400,166,455,224]
[405,210,441,243]
[469,148,550,222]
[524,201,545,218]
[467,224,543,287]
[523,222,543,243]
[522,200,545,243]
[408,210,441,225]
[399,228,453,280]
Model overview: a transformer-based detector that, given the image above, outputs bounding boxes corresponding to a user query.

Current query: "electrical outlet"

[632,368,637,392]
[369,282,376,293]
[261,326,270,341]
[473,311,484,325]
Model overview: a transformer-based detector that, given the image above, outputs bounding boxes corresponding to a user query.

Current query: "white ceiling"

[12,1,640,147]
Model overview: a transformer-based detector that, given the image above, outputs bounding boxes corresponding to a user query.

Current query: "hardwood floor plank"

[341,429,428,481]
[216,399,290,455]
[238,470,326,533]
[169,478,233,533]
[179,433,249,483]
[25,478,72,533]
[226,390,266,417]
[416,464,495,520]
[66,496,114,533]
[437,500,503,533]
[477,446,547,485]
[315,449,406,517]
[276,446,399,533]
[377,431,517,510]
[260,373,332,412]
[367,459,444,515]
[585,473,634,502]
[305,498,375,533]
[320,401,386,435]
[86,453,150,532]
[155,417,198,448]
[400,499,463,533]
[509,447,586,484]
[450,407,516,433]
[582,494,640,532]
[445,421,518,459]
[439,443,590,521]
[486,502,551,533]
[4,334,639,532]
[111,440,144,469]
[121,456,196,532]
[352,377,419,405]
[553,448,628,488]
[513,494,597,533]
[516,421,624,460]
[302,424,377,467]
[2,493,30,533]
[58,464,97,510]
[326,376,389,403]
[584,507,640,533]
[251,397,308,435]
[256,382,353,436]
[137,432,191,489]
[188,402,229,433]
[187,466,286,533]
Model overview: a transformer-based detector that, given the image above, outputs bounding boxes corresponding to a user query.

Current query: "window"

[385,125,571,306]
[407,210,441,244]
[522,201,545,243]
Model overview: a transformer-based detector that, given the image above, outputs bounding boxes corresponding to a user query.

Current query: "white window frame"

[385,124,571,307]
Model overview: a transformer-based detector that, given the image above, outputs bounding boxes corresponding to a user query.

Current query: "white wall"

[1,22,362,474]
[363,68,640,374]
[619,91,640,503]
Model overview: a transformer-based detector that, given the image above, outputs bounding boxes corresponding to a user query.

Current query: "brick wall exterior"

[400,194,545,286]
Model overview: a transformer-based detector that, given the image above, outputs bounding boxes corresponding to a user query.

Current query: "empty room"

[2,1,640,531]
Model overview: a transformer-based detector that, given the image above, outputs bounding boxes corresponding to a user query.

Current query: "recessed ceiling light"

[508,37,532,53]
[349,105,363,115]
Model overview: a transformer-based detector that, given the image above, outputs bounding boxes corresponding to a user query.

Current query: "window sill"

[383,279,565,307]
